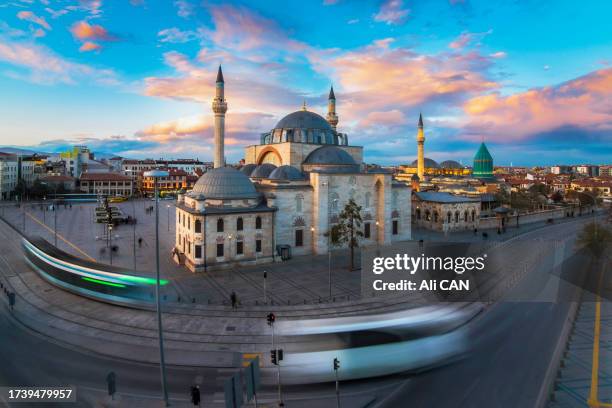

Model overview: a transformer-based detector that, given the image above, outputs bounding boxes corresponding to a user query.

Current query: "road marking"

[588,260,609,408]
[25,211,96,261]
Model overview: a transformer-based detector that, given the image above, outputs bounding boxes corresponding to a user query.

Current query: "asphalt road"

[0,215,599,408]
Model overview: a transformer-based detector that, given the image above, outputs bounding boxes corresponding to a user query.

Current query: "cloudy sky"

[0,0,610,165]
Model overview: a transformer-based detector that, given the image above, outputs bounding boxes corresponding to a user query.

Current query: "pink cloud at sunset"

[310,39,498,123]
[17,11,51,31]
[137,112,275,146]
[462,68,612,142]
[0,40,117,84]
[374,0,410,25]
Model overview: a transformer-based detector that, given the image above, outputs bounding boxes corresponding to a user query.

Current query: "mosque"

[174,67,412,272]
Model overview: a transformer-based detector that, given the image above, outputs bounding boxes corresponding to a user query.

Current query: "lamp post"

[108,224,113,265]
[167,204,171,232]
[375,220,380,256]
[143,170,170,407]
[126,169,138,271]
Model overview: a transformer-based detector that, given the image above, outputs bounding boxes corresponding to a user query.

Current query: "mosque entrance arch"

[257,147,282,166]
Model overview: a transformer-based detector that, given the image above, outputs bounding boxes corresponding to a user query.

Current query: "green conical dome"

[473,142,493,178]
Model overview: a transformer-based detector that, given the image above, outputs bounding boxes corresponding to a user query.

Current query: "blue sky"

[0,0,610,165]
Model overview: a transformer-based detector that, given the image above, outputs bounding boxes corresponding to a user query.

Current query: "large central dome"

[191,167,259,199]
[275,110,332,131]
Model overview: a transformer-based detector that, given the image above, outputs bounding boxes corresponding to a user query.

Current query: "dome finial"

[301,99,307,111]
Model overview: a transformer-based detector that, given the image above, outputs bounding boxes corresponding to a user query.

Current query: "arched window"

[365,192,372,208]
[236,217,243,231]
[471,210,476,222]
[464,211,468,222]
[330,192,339,211]
[195,219,201,233]
[447,212,452,223]
[415,208,421,220]
[255,216,262,230]
[433,211,439,223]
[217,218,224,232]
[455,211,459,223]
[295,194,303,213]
[425,210,431,221]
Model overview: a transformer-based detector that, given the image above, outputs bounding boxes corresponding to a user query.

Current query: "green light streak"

[118,275,169,286]
[82,277,127,288]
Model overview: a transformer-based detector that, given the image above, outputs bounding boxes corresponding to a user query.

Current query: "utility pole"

[263,271,267,303]
[144,170,170,407]
[334,357,340,408]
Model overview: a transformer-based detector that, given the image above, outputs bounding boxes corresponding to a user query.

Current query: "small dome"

[440,160,463,169]
[240,164,257,175]
[410,158,440,168]
[250,163,277,178]
[304,145,356,165]
[275,110,332,131]
[191,167,258,199]
[269,165,305,181]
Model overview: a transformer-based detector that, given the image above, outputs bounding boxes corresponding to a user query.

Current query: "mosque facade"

[175,67,412,272]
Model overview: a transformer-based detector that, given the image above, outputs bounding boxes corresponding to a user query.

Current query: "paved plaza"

[0,200,366,306]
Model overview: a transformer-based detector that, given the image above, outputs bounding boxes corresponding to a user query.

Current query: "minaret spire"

[416,112,425,180]
[326,85,339,130]
[212,65,227,168]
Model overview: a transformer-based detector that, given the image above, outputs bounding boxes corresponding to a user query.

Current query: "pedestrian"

[230,291,237,310]
[190,385,201,407]
[138,237,143,247]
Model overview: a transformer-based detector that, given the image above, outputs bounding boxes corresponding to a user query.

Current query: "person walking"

[230,291,238,310]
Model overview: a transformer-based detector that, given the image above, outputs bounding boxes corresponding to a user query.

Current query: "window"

[434,212,439,223]
[295,229,303,247]
[365,192,371,208]
[425,210,431,221]
[471,210,476,222]
[255,216,262,229]
[447,212,452,223]
[195,219,202,233]
[295,194,303,213]
[195,245,202,258]
[455,211,459,223]
[188,217,191,229]
[217,218,224,232]
[416,209,421,220]
[256,239,262,253]
[237,217,243,231]
[236,241,244,255]
[216,243,224,257]
[330,193,339,210]
[392,220,398,235]
[364,222,371,239]
[464,211,468,222]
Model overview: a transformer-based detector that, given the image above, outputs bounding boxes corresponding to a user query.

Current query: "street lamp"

[143,169,170,407]
[108,224,113,265]
[167,204,171,232]
[126,169,138,271]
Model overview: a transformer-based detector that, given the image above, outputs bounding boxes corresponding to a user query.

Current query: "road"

[0,213,602,407]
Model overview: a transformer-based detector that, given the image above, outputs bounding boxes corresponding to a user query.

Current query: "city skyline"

[0,0,611,166]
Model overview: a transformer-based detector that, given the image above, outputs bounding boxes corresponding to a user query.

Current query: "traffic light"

[266,312,275,326]
[333,357,340,371]
[271,349,283,365]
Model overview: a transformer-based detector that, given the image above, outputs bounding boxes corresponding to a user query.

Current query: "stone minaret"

[326,86,338,130]
[417,113,425,180]
[212,65,227,168]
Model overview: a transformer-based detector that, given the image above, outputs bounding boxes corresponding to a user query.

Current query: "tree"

[550,190,564,203]
[576,222,612,258]
[329,198,363,271]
